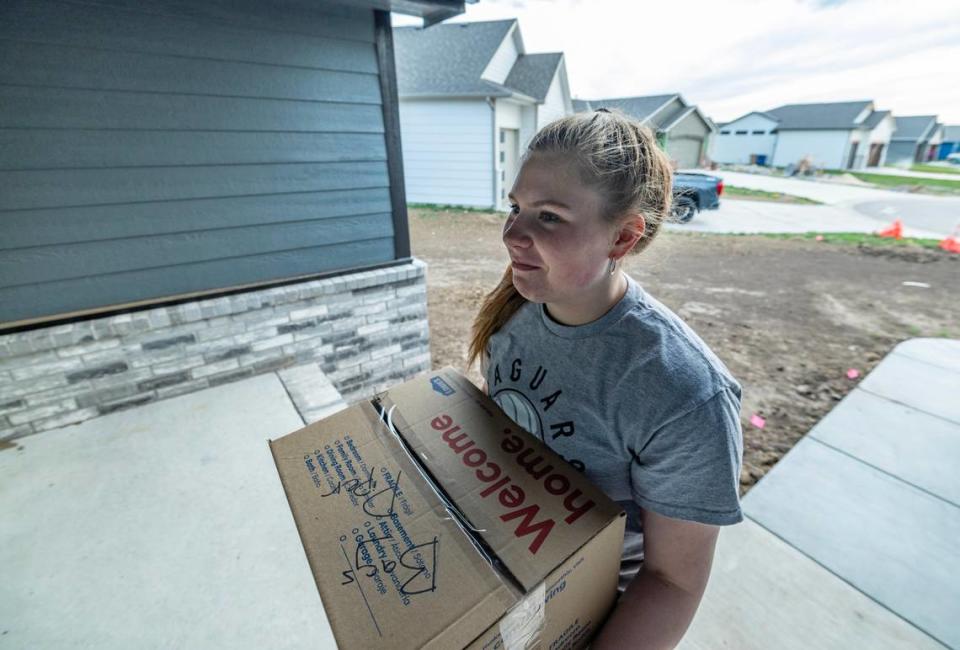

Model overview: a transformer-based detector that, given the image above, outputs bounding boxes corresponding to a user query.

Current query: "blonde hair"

[466,108,674,371]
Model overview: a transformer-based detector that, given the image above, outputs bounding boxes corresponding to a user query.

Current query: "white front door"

[499,128,520,210]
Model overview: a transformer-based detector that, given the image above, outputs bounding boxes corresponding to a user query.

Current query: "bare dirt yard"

[409,207,959,494]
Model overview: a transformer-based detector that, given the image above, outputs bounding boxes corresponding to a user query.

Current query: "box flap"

[270,400,520,649]
[374,367,622,592]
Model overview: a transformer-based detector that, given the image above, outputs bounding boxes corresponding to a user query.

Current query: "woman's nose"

[503,211,532,246]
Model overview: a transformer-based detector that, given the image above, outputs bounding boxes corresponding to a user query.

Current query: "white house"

[711,112,779,165]
[394,19,573,209]
[573,94,716,169]
[711,101,895,170]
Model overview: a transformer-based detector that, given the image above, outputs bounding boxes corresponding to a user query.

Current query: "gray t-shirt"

[483,273,743,591]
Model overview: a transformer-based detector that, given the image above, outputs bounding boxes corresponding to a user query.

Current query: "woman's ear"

[612,214,646,256]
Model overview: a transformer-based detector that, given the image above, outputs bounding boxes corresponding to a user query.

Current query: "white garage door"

[667,136,703,169]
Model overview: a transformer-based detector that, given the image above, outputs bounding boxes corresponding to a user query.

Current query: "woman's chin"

[512,280,546,304]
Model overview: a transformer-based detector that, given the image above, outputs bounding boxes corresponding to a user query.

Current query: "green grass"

[408,203,498,214]
[759,231,944,250]
[724,185,822,204]
[822,169,960,192]
[909,164,960,175]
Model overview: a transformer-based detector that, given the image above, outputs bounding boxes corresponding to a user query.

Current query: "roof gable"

[718,111,781,129]
[503,53,563,102]
[766,101,873,130]
[943,125,960,141]
[892,115,939,141]
[394,19,518,97]
[862,110,891,129]
[572,94,680,122]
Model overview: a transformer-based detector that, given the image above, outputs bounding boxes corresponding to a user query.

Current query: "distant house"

[888,116,943,166]
[938,125,960,160]
[711,101,894,170]
[394,19,574,210]
[710,112,779,166]
[573,94,715,169]
[0,0,466,440]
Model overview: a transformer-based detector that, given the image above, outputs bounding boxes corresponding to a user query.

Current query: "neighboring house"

[573,94,716,169]
[710,112,780,165]
[888,116,943,166]
[0,0,469,440]
[938,125,960,160]
[394,19,574,209]
[712,101,894,170]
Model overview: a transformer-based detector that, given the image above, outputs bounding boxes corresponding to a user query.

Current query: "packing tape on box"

[499,581,545,650]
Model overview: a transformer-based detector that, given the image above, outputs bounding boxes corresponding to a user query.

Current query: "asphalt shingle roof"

[892,115,939,142]
[503,53,562,102]
[765,101,873,130]
[862,110,890,129]
[394,19,516,97]
[572,94,678,122]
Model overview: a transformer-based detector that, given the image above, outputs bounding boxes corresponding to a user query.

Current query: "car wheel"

[672,197,697,223]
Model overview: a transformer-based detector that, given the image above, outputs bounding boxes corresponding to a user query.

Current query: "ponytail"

[466,263,526,371]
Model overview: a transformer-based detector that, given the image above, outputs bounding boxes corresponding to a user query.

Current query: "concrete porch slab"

[743,436,960,648]
[809,389,960,505]
[858,343,960,425]
[679,519,946,650]
[0,372,337,650]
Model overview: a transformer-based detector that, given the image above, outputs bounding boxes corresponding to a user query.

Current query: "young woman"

[467,108,743,649]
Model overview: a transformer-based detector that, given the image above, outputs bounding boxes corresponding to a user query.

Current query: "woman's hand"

[590,508,720,649]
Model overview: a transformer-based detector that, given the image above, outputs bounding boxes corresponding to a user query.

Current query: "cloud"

[397,0,960,123]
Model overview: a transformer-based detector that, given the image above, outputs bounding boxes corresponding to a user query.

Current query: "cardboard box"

[270,367,626,649]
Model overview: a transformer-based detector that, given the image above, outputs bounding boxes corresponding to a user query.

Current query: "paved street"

[667,199,944,239]
[692,170,960,237]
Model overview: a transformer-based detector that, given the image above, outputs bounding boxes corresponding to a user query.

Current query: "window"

[735,130,748,135]
[500,131,505,143]
[720,130,731,135]
[752,130,765,135]
[500,151,505,163]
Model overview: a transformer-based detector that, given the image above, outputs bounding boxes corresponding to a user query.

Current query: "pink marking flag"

[749,413,766,429]
[846,368,861,380]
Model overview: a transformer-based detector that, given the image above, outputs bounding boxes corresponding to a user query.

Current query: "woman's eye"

[508,204,519,215]
[539,212,559,223]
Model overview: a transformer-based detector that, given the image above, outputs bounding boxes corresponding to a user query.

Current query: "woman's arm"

[590,508,720,650]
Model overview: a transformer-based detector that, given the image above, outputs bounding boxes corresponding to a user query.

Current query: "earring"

[608,258,616,275]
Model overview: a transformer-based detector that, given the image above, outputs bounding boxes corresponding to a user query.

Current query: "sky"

[393,0,960,125]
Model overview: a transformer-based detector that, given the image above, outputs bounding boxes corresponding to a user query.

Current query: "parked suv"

[672,172,723,223]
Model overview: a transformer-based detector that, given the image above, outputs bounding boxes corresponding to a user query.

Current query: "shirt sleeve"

[628,386,744,525]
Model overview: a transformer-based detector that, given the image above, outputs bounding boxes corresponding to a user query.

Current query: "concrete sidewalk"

[681,338,960,649]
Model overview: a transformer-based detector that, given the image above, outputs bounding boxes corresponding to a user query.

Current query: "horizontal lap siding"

[0,0,395,325]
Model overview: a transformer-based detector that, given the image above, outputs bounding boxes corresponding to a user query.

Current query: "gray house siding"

[1,0,433,441]
[1,0,404,327]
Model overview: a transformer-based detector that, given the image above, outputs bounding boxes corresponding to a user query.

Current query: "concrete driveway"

[667,199,944,239]
[702,170,960,237]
